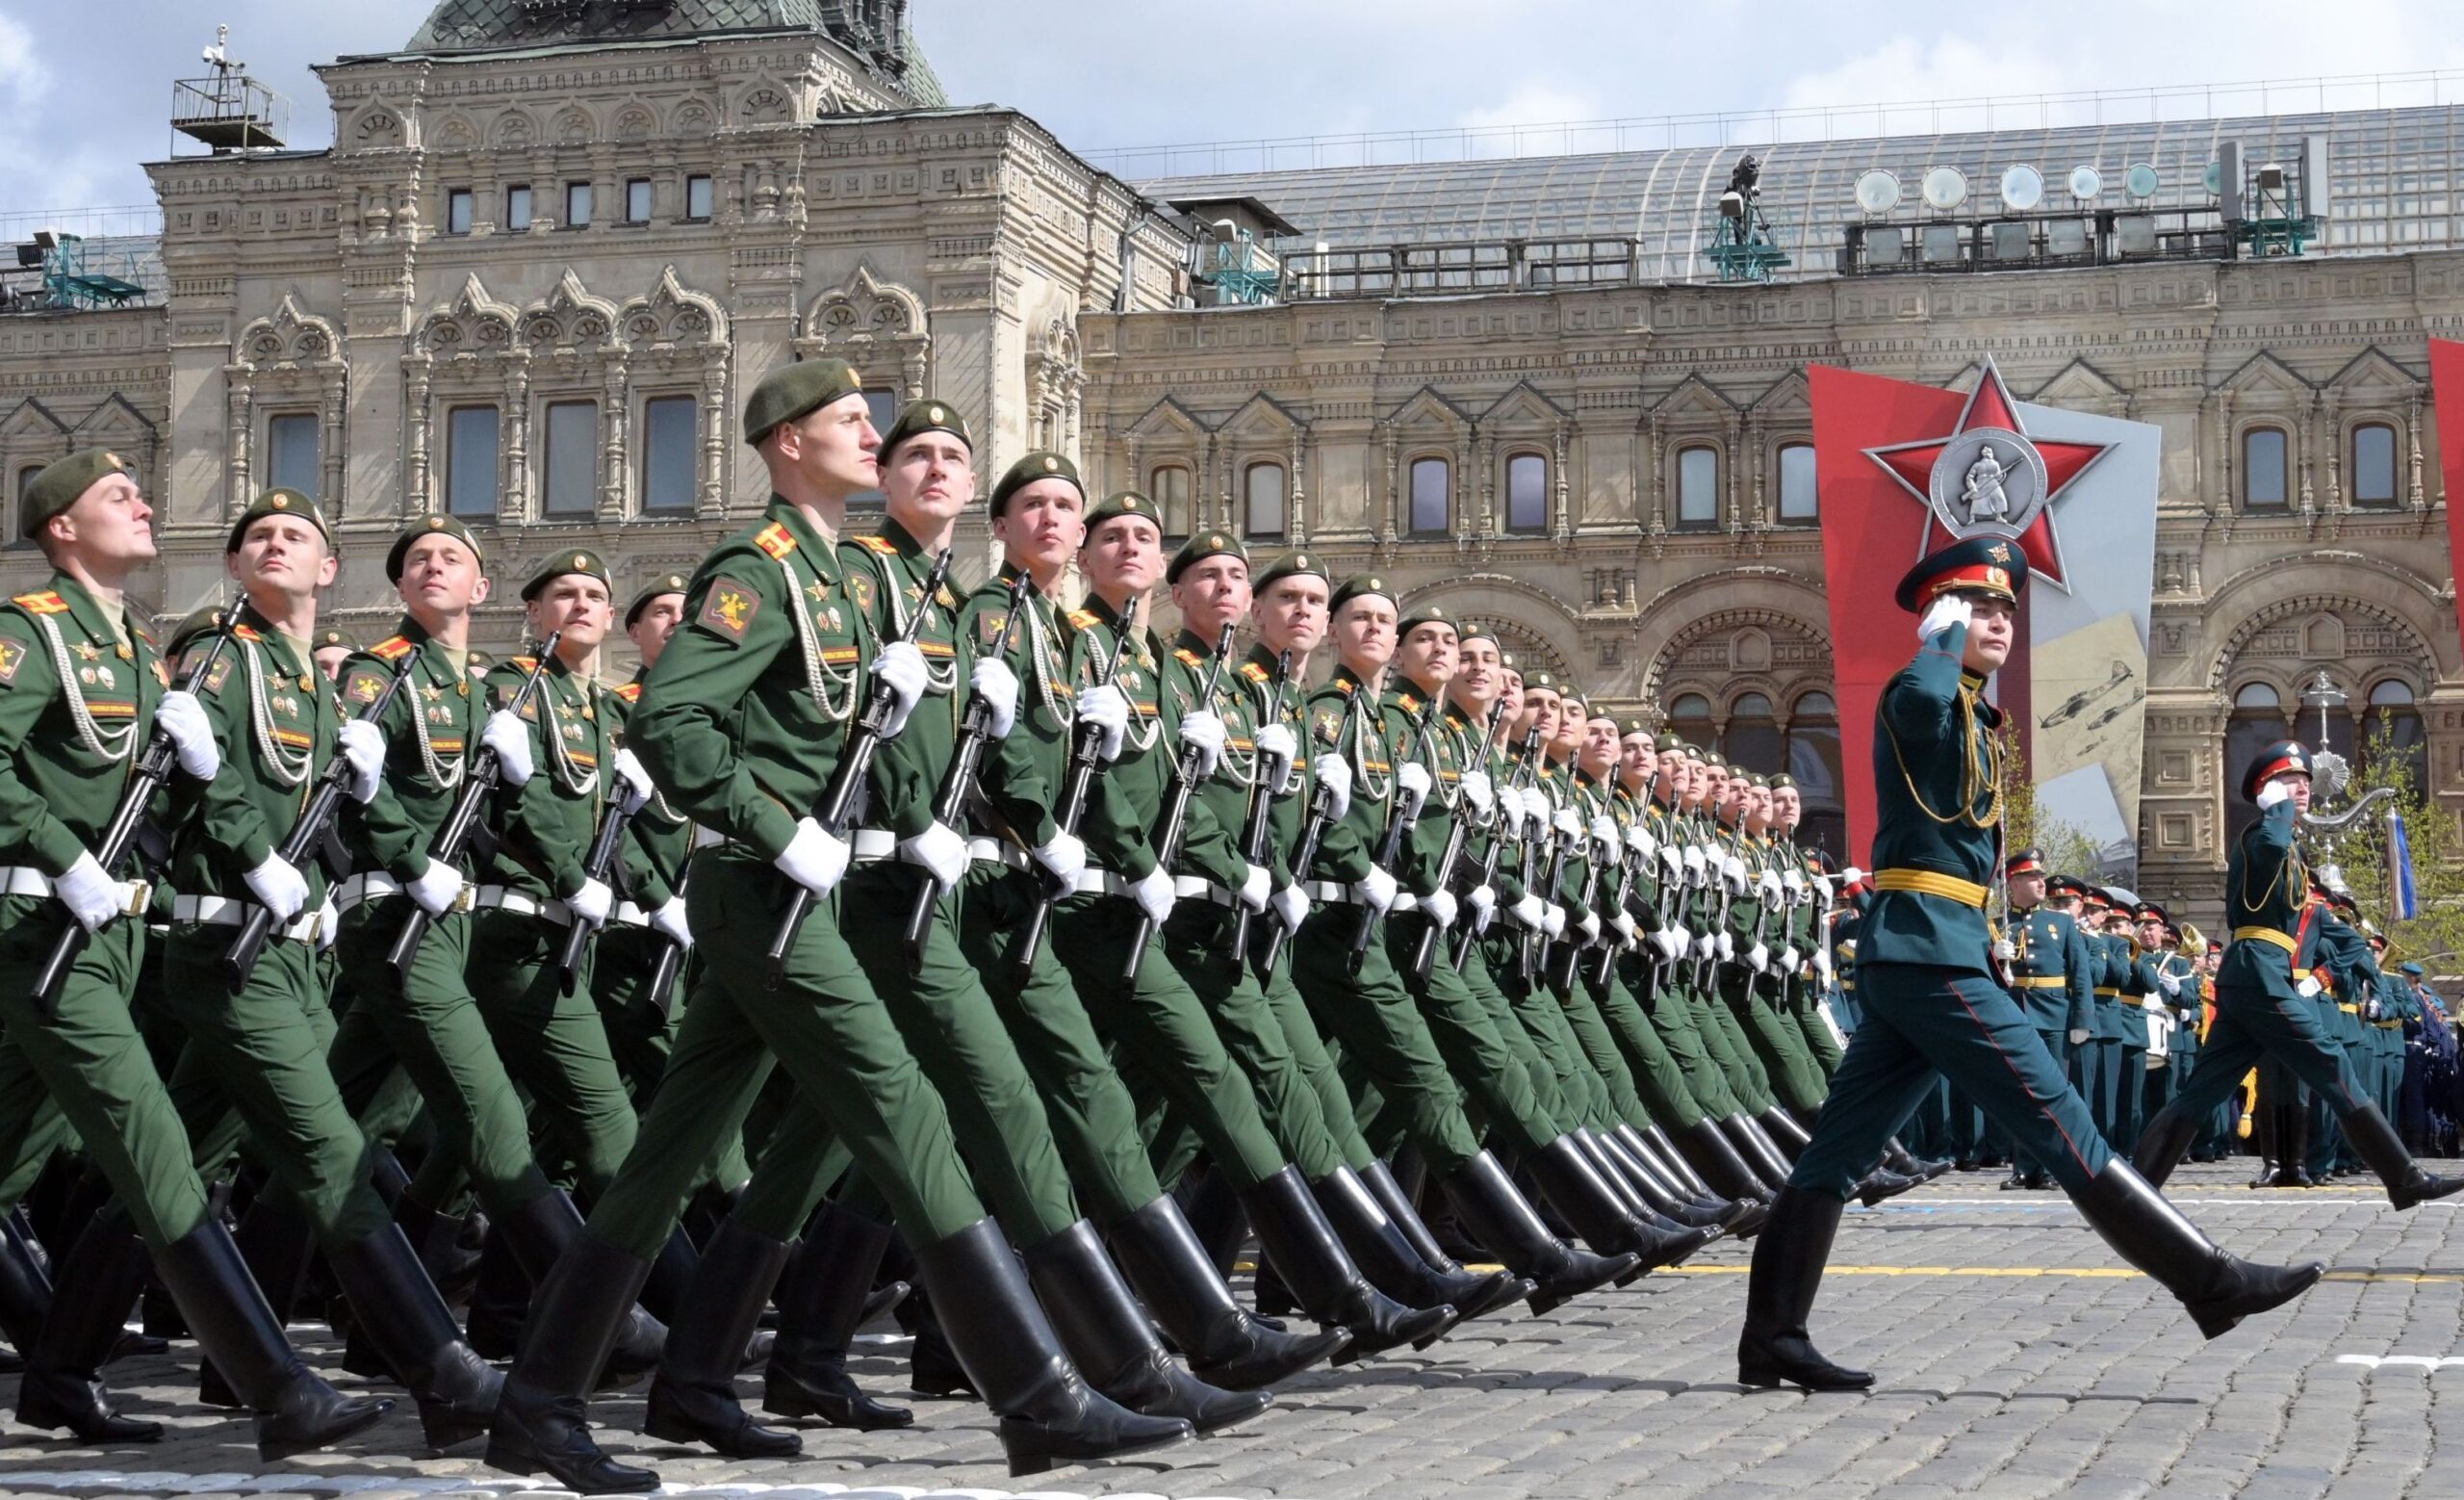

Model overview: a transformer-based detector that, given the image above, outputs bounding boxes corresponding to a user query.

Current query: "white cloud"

[1456,83,1604,133]
[0,11,51,107]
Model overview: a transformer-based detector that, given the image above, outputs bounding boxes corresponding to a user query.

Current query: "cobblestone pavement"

[3,1161,2462,1500]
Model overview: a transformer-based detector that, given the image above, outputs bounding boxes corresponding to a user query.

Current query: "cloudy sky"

[3,0,2462,215]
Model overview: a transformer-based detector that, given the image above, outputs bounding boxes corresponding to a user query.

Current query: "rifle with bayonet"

[1346,693,1444,977]
[554,766,638,996]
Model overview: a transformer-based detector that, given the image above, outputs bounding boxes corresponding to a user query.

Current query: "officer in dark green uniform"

[486,361,1189,1492]
[0,452,386,1457]
[1995,856,2094,1189]
[2134,744,2463,1210]
[1738,535,2319,1391]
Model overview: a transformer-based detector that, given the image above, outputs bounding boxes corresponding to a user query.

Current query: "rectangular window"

[2351,424,2398,506]
[1245,462,1286,538]
[625,178,653,224]
[16,466,41,507]
[642,397,697,514]
[1777,443,1818,522]
[1150,465,1193,539]
[446,405,500,518]
[846,388,898,515]
[685,174,714,220]
[446,189,474,236]
[504,184,533,231]
[542,401,599,516]
[1677,446,1719,527]
[564,181,593,229]
[267,413,321,498]
[2243,427,2289,509]
[1506,453,1548,532]
[1408,457,1449,534]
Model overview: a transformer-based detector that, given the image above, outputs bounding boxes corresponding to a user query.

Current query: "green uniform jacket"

[955,560,1069,853]
[839,517,968,841]
[477,651,615,904]
[1159,628,1262,891]
[1072,593,1228,885]
[0,574,170,874]
[2007,904,2094,1036]
[336,618,476,884]
[2218,799,2316,996]
[609,676,691,910]
[1383,678,1455,902]
[1860,621,2000,972]
[1301,666,1385,889]
[168,606,342,902]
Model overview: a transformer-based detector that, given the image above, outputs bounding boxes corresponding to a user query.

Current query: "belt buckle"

[451,882,476,915]
[122,880,153,918]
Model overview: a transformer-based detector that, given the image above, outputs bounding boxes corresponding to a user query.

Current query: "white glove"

[2069,1027,2093,1047]
[1396,761,1432,803]
[1513,892,1548,930]
[1841,866,1866,886]
[898,821,968,890]
[1238,863,1271,912]
[482,710,534,787]
[52,850,127,934]
[649,894,693,948]
[1626,824,1656,861]
[317,892,340,950]
[776,816,853,896]
[1716,931,1735,962]
[1589,815,1620,848]
[1130,866,1177,926]
[1748,943,1769,973]
[1468,884,1497,926]
[1312,755,1353,822]
[1272,881,1311,932]
[1522,788,1552,838]
[243,852,310,922]
[1693,932,1716,961]
[1812,945,1833,977]
[337,718,387,805]
[1352,864,1399,916]
[2297,974,2323,999]
[1611,911,1638,944]
[1659,842,1684,881]
[406,857,466,918]
[1655,927,1687,963]
[2254,779,2293,811]
[1552,806,1582,840]
[567,877,613,929]
[1722,854,1748,892]
[1577,911,1602,944]
[1421,889,1458,931]
[1757,869,1784,904]
[1255,722,1297,786]
[1683,846,1707,881]
[969,658,1018,740]
[1030,831,1088,888]
[1541,904,1567,940]
[155,689,219,780]
[872,640,930,739]
[1179,710,1226,779]
[1459,770,1494,820]
[2158,970,2183,996]
[1918,592,1973,643]
[1784,868,1806,896]
[612,746,656,815]
[1075,684,1131,763]
[1991,939,2016,962]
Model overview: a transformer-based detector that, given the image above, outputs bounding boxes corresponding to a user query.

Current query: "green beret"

[464,648,494,672]
[1167,529,1247,583]
[742,359,863,448]
[1701,754,1728,773]
[1457,621,1501,649]
[1658,734,1689,754]
[386,514,487,583]
[167,601,233,659]
[1084,490,1161,536]
[991,452,1083,518]
[1252,550,1327,594]
[1397,601,1456,640]
[18,449,133,542]
[1622,719,1651,737]
[1745,773,1770,790]
[225,488,333,554]
[1328,574,1396,617]
[522,548,612,603]
[626,573,691,627]
[876,398,970,465]
[1523,671,1560,695]
[1769,772,1796,789]
[311,627,358,655]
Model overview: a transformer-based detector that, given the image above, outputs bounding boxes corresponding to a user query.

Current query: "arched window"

[2242,427,2290,511]
[2225,682,2289,841]
[1724,691,1781,776]
[1785,690,1845,858]
[1505,453,1548,533]
[1243,461,1286,539]
[1677,446,1720,529]
[2349,422,2399,508]
[1149,464,1193,541]
[1408,456,1450,535]
[1668,692,1714,746]
[1776,442,1818,524]
[2364,679,2426,795]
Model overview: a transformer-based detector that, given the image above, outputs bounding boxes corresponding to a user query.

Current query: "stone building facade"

[0,6,2455,924]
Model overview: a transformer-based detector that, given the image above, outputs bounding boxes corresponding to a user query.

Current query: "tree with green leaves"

[2305,721,2464,976]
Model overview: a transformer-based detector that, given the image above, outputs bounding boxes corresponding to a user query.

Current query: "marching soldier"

[1997,856,2094,1190]
[1737,536,2319,1390]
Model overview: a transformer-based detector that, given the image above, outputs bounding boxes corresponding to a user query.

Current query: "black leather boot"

[494,1189,667,1388]
[395,1191,484,1300]
[483,1231,660,1493]
[326,1225,504,1451]
[2069,1160,2322,1337]
[1882,1137,1952,1181]
[914,1217,1194,1476]
[1312,1166,1517,1320]
[1725,1113,1799,1188]
[1438,1151,1639,1313]
[644,1219,800,1458]
[1591,1128,1730,1230]
[1854,1165,1922,1206]
[2340,1101,2464,1209]
[762,1202,912,1430]
[1681,1118,1781,1201]
[152,1220,394,1460]
[1240,1166,1458,1360]
[0,1208,53,1379]
[462,1222,531,1359]
[2247,1101,2277,1187]
[1356,1159,1531,1321]
[906,1290,978,1397]
[1107,1192,1346,1389]
[1637,1125,1713,1198]
[1525,1137,1717,1271]
[1024,1221,1272,1435]
[1737,1186,1872,1391]
[1760,1108,1814,1157]
[14,1220,158,1442]
[1174,1165,1250,1279]
[2131,1102,2202,1190]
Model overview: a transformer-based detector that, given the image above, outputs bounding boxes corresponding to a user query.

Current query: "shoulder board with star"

[1239,661,1269,684]
[232,624,263,642]
[371,634,415,661]
[615,682,643,704]
[1397,692,1422,713]
[855,533,901,556]
[1065,608,1102,631]
[755,523,798,560]
[11,591,67,615]
[508,656,537,672]
[1173,647,1202,669]
[129,621,153,645]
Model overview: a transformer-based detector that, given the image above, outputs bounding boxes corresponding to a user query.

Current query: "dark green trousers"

[465,907,639,1194]
[1156,901,1349,1182]
[1721,967,1826,1113]
[1292,905,1484,1175]
[1381,918,1559,1157]
[1629,957,1749,1119]
[1582,967,1710,1131]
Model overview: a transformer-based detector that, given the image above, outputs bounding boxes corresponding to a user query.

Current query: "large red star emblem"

[1861,358,2111,591]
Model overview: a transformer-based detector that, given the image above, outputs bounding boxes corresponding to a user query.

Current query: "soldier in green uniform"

[486,362,1192,1492]
[2135,903,2196,1153]
[311,625,357,684]
[2135,741,2464,1213]
[1997,857,2095,1190]
[1738,536,2320,1391]
[0,452,387,1457]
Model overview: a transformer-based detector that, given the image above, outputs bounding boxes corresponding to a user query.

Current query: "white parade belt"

[472,885,574,927]
[170,893,323,945]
